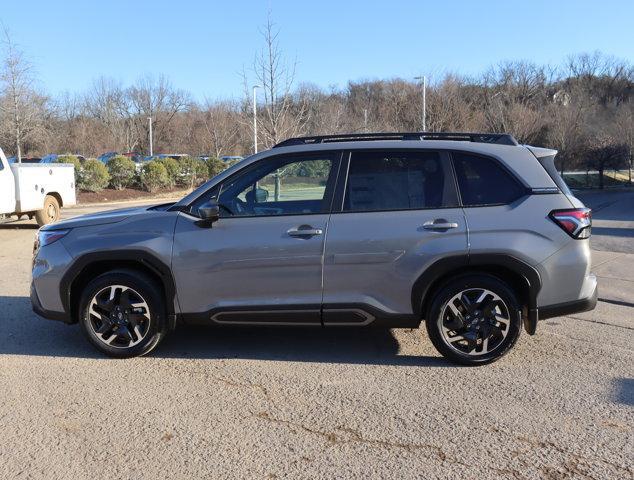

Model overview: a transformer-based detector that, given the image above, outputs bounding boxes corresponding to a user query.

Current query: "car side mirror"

[197,202,220,227]
[255,187,269,203]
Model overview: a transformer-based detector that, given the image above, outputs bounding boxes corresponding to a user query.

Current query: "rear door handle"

[287,225,324,237]
[423,219,459,231]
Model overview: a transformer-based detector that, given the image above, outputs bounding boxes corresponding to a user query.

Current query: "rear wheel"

[425,274,522,365]
[78,270,167,358]
[35,195,60,226]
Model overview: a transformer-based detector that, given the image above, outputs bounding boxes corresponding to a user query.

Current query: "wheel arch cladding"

[412,254,541,335]
[61,250,178,328]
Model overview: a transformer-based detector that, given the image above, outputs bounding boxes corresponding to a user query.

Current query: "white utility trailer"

[0,148,76,226]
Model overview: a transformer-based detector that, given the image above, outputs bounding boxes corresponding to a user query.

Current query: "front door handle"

[423,219,459,231]
[287,225,324,237]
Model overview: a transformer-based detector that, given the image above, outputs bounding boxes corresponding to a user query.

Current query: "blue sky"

[1,0,632,101]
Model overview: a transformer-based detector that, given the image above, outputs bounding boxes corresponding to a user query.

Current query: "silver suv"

[31,132,597,365]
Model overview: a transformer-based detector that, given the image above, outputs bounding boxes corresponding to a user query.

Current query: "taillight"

[549,208,591,239]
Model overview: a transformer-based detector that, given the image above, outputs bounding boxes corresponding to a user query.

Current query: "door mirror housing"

[197,202,220,227]
[255,187,269,203]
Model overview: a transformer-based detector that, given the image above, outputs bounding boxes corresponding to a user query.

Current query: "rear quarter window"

[452,152,525,206]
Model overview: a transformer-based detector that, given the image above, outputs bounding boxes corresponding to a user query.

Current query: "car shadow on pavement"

[591,226,634,238]
[0,296,452,367]
[0,222,39,230]
[614,378,634,407]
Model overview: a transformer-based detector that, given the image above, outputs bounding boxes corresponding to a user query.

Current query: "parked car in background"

[7,156,42,164]
[97,152,118,164]
[0,147,76,226]
[122,152,144,163]
[221,155,244,163]
[31,132,596,364]
[41,154,86,164]
[144,153,189,162]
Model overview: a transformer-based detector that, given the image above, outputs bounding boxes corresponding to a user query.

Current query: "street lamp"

[414,76,427,131]
[148,117,153,156]
[253,85,261,153]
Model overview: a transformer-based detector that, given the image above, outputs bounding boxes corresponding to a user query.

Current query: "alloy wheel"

[88,285,151,348]
[438,288,511,356]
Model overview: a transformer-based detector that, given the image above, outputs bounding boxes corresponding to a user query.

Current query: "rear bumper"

[30,282,69,323]
[539,282,598,320]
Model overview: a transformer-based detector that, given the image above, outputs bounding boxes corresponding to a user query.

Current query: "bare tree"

[248,14,307,148]
[126,75,190,153]
[612,103,634,183]
[0,28,46,161]
[201,99,241,157]
[584,134,628,189]
[85,77,131,151]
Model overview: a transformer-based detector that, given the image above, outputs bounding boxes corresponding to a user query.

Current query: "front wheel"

[425,274,522,365]
[35,195,60,226]
[78,270,167,358]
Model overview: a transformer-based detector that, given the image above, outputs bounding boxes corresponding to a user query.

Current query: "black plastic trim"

[31,282,70,323]
[274,132,518,148]
[539,286,598,320]
[412,253,542,334]
[59,250,178,325]
[323,303,419,327]
[181,304,322,326]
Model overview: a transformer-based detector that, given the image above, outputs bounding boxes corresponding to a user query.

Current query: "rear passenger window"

[343,151,457,212]
[452,153,525,206]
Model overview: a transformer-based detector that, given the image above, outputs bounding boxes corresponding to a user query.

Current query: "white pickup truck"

[0,148,76,226]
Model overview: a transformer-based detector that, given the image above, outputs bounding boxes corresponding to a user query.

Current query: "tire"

[78,270,167,358]
[425,274,522,366]
[35,195,61,226]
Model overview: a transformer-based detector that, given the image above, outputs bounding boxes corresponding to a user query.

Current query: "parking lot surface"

[0,192,632,479]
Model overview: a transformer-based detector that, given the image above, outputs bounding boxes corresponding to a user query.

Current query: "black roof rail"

[273,132,518,148]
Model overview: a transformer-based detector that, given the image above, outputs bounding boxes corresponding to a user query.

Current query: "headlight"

[37,229,71,247]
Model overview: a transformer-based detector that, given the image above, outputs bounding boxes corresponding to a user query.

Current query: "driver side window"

[216,154,336,217]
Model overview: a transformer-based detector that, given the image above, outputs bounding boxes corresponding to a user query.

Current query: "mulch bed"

[77,187,190,205]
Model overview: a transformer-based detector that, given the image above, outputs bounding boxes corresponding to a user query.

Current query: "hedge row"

[55,155,230,193]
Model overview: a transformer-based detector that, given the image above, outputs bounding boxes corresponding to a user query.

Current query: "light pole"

[253,85,261,153]
[414,76,426,131]
[148,117,153,156]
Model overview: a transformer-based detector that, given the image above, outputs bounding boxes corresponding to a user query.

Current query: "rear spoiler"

[525,145,558,159]
[524,145,572,195]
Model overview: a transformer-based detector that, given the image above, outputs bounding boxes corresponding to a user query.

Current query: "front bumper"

[539,282,598,320]
[30,282,69,323]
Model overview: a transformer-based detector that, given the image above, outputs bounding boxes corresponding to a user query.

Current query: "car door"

[322,149,467,325]
[172,151,342,324]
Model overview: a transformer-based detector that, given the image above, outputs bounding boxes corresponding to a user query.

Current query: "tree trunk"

[599,167,605,189]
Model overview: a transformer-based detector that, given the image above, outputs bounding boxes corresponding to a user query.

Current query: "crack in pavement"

[252,411,470,467]
[567,315,634,331]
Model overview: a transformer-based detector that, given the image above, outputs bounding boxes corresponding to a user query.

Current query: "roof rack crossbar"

[273,132,518,148]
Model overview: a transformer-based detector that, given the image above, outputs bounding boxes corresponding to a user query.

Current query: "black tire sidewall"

[425,274,522,365]
[78,271,166,358]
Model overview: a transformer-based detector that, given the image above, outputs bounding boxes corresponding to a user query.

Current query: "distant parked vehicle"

[221,155,244,163]
[41,154,86,164]
[0,147,76,226]
[122,152,144,163]
[7,156,42,164]
[144,154,189,162]
[97,152,118,164]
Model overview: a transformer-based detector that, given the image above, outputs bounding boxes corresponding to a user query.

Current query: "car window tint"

[217,155,335,217]
[452,153,525,206]
[343,151,453,212]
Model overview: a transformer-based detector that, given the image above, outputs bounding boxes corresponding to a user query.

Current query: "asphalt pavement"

[0,192,632,479]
